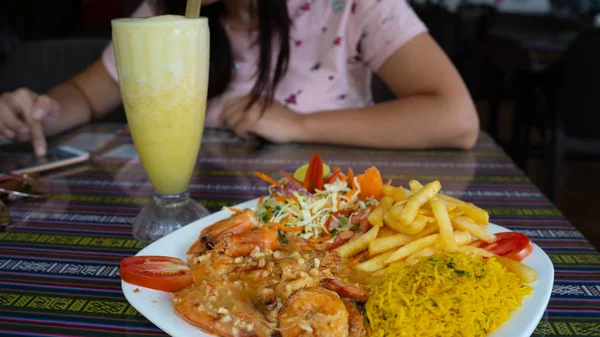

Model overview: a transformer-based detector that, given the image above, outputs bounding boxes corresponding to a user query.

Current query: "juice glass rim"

[111,16,208,26]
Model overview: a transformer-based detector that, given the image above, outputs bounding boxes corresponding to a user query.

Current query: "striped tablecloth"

[0,128,598,337]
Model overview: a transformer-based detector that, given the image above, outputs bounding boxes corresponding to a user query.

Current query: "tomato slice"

[471,232,533,262]
[325,171,342,185]
[120,256,193,292]
[303,154,324,193]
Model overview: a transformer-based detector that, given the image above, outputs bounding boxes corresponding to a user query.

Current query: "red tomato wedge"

[471,232,534,262]
[120,256,193,292]
[303,154,324,193]
[325,171,343,185]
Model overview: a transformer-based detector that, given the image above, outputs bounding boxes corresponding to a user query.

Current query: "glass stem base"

[132,190,210,244]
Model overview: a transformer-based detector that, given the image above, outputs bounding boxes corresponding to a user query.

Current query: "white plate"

[122,198,554,337]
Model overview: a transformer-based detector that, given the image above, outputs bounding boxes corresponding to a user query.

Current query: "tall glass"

[111,15,210,243]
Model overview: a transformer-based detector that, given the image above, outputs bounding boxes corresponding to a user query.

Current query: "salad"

[253,154,386,249]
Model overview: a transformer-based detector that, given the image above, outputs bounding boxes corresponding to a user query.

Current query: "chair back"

[549,29,600,139]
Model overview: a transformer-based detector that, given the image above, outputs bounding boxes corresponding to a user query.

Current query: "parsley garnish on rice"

[365,252,533,337]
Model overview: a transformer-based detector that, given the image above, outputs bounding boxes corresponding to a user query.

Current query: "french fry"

[409,180,423,193]
[453,231,472,246]
[370,222,438,256]
[434,231,472,249]
[382,185,407,203]
[353,251,394,273]
[335,225,380,258]
[458,245,496,258]
[418,208,434,217]
[494,256,537,283]
[368,196,395,227]
[447,209,465,219]
[399,180,441,226]
[380,196,395,208]
[383,211,403,233]
[458,202,489,226]
[431,197,457,252]
[405,247,437,266]
[385,234,439,265]
[376,226,398,239]
[368,206,386,227]
[452,216,497,243]
[442,201,458,211]
[389,202,405,220]
[401,214,428,235]
[410,180,488,226]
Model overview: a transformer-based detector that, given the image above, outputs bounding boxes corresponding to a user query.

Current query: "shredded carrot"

[255,171,279,186]
[280,170,302,186]
[347,168,355,190]
[257,195,265,205]
[309,235,332,243]
[275,196,299,204]
[345,190,356,200]
[350,251,370,266]
[333,166,342,173]
[274,222,304,232]
[229,207,242,213]
[385,179,392,186]
[323,215,333,235]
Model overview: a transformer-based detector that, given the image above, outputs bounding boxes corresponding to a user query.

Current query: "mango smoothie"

[112,16,209,195]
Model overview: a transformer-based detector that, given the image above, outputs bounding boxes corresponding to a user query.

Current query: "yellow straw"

[185,0,201,18]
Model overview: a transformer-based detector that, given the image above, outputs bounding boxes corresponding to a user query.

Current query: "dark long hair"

[156,0,290,110]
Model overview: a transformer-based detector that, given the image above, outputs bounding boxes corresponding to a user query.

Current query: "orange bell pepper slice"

[356,167,383,200]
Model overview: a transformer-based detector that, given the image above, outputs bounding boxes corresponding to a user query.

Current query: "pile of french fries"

[334,180,537,283]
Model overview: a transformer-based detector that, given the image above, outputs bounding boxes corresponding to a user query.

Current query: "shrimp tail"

[343,298,367,337]
[320,278,369,303]
[188,209,259,254]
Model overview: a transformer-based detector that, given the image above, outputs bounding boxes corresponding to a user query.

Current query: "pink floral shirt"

[102,0,428,128]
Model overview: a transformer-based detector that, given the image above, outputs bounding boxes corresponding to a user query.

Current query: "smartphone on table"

[0,145,90,175]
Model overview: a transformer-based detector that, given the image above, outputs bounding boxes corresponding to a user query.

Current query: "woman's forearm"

[295,94,479,149]
[44,59,123,137]
[44,81,94,136]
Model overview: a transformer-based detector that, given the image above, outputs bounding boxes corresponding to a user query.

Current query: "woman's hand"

[221,95,304,143]
[0,88,61,156]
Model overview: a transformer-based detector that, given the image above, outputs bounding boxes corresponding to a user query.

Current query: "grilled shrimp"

[215,224,280,257]
[192,253,238,284]
[320,278,369,303]
[278,288,349,337]
[188,209,259,255]
[173,281,275,337]
[342,299,367,337]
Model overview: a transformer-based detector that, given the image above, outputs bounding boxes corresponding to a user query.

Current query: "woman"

[0,0,479,156]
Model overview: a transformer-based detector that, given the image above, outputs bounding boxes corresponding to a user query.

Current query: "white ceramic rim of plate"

[122,198,554,337]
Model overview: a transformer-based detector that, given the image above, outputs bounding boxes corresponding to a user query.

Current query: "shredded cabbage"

[255,178,376,240]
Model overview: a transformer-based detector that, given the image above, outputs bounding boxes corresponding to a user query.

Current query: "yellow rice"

[365,252,532,337]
